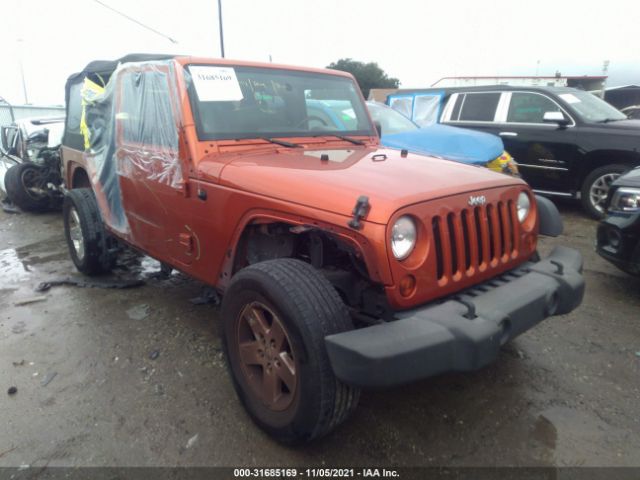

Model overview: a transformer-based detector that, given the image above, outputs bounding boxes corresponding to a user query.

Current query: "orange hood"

[209,147,525,224]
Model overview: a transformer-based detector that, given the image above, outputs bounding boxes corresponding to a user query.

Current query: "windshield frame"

[558,90,627,123]
[184,63,376,142]
[366,101,420,135]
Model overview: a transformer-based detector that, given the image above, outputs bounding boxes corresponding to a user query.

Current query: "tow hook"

[550,260,564,275]
[348,195,370,230]
[454,295,478,319]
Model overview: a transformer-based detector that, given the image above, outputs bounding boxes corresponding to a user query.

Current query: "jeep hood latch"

[348,195,370,230]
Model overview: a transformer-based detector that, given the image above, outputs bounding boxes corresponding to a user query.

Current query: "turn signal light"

[399,275,416,297]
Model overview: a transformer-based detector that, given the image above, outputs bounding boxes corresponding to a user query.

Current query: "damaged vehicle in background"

[0,117,65,211]
[60,54,585,444]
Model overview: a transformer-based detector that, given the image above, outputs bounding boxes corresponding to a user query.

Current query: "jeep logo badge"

[468,195,487,206]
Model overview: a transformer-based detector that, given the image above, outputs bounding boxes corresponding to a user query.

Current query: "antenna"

[218,0,225,57]
[93,0,178,44]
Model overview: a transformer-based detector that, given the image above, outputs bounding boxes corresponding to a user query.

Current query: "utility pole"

[17,38,29,105]
[601,60,610,98]
[218,0,225,58]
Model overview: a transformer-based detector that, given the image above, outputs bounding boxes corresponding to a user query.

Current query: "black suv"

[388,86,640,218]
[596,167,640,275]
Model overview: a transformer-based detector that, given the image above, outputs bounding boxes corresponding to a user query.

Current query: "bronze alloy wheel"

[235,301,298,411]
[221,259,360,442]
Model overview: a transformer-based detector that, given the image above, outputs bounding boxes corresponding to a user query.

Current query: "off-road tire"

[221,258,360,444]
[581,164,630,219]
[5,162,50,212]
[63,188,115,275]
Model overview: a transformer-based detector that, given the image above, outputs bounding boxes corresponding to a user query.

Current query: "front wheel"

[221,258,360,444]
[581,164,629,219]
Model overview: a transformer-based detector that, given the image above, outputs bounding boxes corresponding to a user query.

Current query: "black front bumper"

[325,246,585,388]
[596,212,640,275]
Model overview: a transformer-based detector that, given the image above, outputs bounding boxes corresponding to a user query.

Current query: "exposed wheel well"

[232,221,391,322]
[71,168,90,188]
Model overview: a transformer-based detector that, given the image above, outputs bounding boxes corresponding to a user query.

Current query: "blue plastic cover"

[381,123,504,165]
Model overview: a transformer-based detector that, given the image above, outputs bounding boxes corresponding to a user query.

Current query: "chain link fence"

[0,99,15,126]
[0,100,65,127]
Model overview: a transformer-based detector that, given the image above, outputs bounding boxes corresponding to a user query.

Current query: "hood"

[380,123,504,165]
[614,166,640,188]
[591,119,640,131]
[213,146,523,224]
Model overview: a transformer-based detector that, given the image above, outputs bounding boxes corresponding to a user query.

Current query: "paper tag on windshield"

[559,93,580,104]
[190,66,243,101]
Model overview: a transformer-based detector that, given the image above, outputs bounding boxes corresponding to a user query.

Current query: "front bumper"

[325,246,584,388]
[596,213,640,275]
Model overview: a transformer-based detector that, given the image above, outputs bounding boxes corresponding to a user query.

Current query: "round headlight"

[517,192,531,223]
[391,216,417,260]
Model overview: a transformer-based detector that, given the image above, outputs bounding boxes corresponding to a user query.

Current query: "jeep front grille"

[431,201,519,282]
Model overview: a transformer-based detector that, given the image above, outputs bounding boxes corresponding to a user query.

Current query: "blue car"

[367,102,518,175]
[304,99,517,174]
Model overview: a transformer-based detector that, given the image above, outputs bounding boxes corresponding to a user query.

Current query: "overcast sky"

[1,0,639,105]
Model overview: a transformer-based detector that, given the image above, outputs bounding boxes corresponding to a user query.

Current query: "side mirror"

[374,121,382,137]
[543,111,570,127]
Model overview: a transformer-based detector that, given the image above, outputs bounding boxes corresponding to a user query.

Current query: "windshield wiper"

[261,137,301,148]
[597,118,623,123]
[318,135,366,146]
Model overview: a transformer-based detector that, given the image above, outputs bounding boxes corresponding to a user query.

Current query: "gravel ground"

[0,201,638,468]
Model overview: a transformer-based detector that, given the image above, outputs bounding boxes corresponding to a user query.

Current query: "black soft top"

[64,53,177,108]
[75,53,177,78]
[63,53,177,150]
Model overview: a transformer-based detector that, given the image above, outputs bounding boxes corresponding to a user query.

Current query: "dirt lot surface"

[0,201,639,468]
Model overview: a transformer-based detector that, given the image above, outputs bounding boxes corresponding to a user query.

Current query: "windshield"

[558,91,626,122]
[366,102,419,135]
[186,65,375,140]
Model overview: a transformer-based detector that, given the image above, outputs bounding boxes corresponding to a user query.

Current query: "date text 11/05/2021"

[233,468,399,478]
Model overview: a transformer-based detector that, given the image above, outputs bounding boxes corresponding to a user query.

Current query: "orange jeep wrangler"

[61,54,585,443]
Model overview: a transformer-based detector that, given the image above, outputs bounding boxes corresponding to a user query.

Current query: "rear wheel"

[221,258,360,444]
[63,188,115,275]
[4,162,50,212]
[581,164,629,219]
